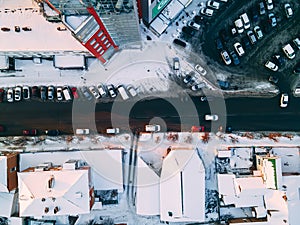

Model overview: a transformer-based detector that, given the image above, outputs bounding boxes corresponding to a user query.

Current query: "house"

[18,160,94,217]
[160,150,205,223]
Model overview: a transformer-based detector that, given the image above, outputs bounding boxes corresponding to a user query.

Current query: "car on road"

[81,87,92,100]
[282,44,295,59]
[200,8,214,17]
[191,82,206,91]
[75,128,90,135]
[205,114,219,121]
[234,42,245,56]
[284,3,293,18]
[47,86,55,100]
[71,87,79,99]
[107,84,117,98]
[265,0,273,10]
[265,60,278,71]
[7,88,13,103]
[194,64,207,76]
[89,86,101,99]
[188,21,201,30]
[259,2,265,15]
[23,129,37,136]
[293,38,300,50]
[221,50,232,65]
[145,124,160,132]
[56,87,63,101]
[45,129,60,136]
[268,75,279,84]
[97,84,107,97]
[23,86,30,100]
[14,86,22,101]
[247,30,257,45]
[230,51,240,65]
[207,0,220,10]
[0,88,4,103]
[127,85,138,97]
[234,18,244,34]
[268,13,277,27]
[254,26,263,39]
[40,86,47,101]
[280,93,288,108]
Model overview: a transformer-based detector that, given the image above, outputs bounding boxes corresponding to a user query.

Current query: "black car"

[268,75,279,84]
[242,36,251,50]
[45,129,60,136]
[173,38,186,48]
[14,26,20,32]
[272,54,285,67]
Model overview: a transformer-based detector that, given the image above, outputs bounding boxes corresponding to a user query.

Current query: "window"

[10,166,16,173]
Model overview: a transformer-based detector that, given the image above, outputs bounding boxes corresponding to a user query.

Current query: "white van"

[240,13,250,29]
[117,85,130,100]
[63,86,72,101]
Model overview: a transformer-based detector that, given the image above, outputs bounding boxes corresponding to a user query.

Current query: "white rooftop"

[0,192,15,217]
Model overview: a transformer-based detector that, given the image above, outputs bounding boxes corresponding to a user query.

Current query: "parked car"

[292,38,300,50]
[234,18,244,34]
[268,75,279,84]
[282,44,295,59]
[272,54,285,67]
[216,38,223,50]
[191,126,205,132]
[230,51,240,65]
[117,85,130,100]
[284,3,293,18]
[200,8,214,17]
[194,64,207,76]
[191,82,206,91]
[47,86,55,100]
[145,124,160,132]
[40,86,47,101]
[45,129,60,136]
[207,0,220,10]
[219,29,230,43]
[247,30,257,45]
[127,85,138,97]
[183,74,196,85]
[259,2,266,15]
[205,114,219,121]
[234,42,245,56]
[23,129,37,136]
[14,86,22,101]
[0,88,4,103]
[187,21,201,30]
[268,13,277,27]
[221,50,232,65]
[218,80,230,89]
[293,62,300,74]
[242,36,251,50]
[75,128,90,135]
[173,57,180,71]
[280,93,288,108]
[265,0,273,10]
[107,84,117,98]
[56,87,63,101]
[63,86,72,101]
[173,38,187,48]
[7,88,13,103]
[14,26,20,32]
[31,86,39,98]
[23,86,30,100]
[106,128,120,134]
[97,84,107,97]
[265,60,278,71]
[71,87,79,99]
[182,26,195,36]
[89,86,101,99]
[81,87,92,100]
[254,26,263,39]
[240,13,250,29]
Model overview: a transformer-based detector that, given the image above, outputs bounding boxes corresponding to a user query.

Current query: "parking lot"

[185,0,300,91]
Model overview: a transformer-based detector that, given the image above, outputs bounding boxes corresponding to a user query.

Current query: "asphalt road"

[1,95,300,136]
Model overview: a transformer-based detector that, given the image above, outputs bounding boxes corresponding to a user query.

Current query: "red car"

[71,87,79,99]
[191,126,205,132]
[23,129,37,136]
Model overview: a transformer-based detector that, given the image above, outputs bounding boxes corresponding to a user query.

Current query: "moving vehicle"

[14,86,22,101]
[284,3,293,18]
[194,64,207,76]
[280,93,288,108]
[187,21,201,30]
[253,26,263,39]
[75,128,90,135]
[56,87,63,101]
[23,129,37,136]
[240,13,250,29]
[234,42,245,56]
[117,85,130,100]
[200,8,214,17]
[282,44,295,59]
[107,84,117,98]
[106,128,120,134]
[265,60,278,71]
[23,86,30,100]
[7,88,13,103]
[207,0,220,10]
[205,114,219,121]
[221,50,232,65]
[145,124,161,132]
[47,86,55,100]
[89,86,101,99]
[173,57,180,71]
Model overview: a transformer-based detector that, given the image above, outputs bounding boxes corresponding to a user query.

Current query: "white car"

[194,64,207,76]
[293,38,300,50]
[268,13,277,27]
[7,88,13,103]
[89,86,101,99]
[207,0,220,9]
[145,124,160,132]
[205,114,219,121]
[127,85,138,97]
[200,8,214,17]
[265,61,278,71]
[221,50,232,65]
[280,93,288,108]
[97,84,107,97]
[282,44,295,59]
[56,87,63,101]
[265,0,273,10]
[106,128,120,134]
[14,86,22,101]
[107,84,117,98]
[254,26,263,39]
[233,42,245,56]
[75,128,90,135]
[234,18,244,34]
[284,3,293,18]
[188,21,201,30]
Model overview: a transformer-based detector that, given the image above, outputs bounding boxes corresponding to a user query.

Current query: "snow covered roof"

[0,156,8,192]
[235,177,266,196]
[0,56,9,69]
[0,192,15,217]
[150,15,170,36]
[160,150,205,222]
[218,174,236,196]
[136,157,160,216]
[18,168,90,217]
[54,55,85,69]
[161,0,184,21]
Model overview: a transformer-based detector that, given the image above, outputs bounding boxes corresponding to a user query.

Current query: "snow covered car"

[145,124,160,132]
[265,61,278,71]
[205,114,219,121]
[194,64,207,76]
